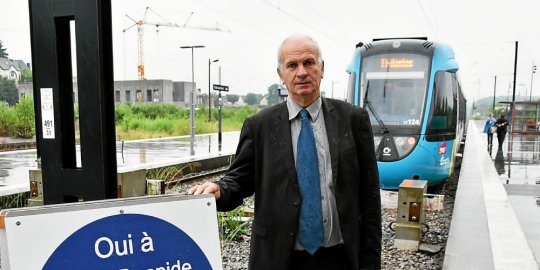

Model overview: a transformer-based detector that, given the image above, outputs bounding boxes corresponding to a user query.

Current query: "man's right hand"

[187,182,221,200]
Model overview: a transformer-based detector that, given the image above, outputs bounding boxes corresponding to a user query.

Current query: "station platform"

[443,121,540,269]
[2,122,540,269]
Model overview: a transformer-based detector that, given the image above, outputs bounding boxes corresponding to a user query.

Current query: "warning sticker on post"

[40,88,55,139]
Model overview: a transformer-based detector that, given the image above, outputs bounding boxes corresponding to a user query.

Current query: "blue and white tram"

[346,38,467,189]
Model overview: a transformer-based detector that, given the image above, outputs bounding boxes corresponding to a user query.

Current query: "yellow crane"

[123,7,227,80]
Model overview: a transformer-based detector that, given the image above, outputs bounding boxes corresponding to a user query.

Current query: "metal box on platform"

[394,179,427,251]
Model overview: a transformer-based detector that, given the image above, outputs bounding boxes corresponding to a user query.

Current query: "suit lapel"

[273,102,298,186]
[322,98,339,184]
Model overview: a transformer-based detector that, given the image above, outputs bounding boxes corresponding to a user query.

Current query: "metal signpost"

[213,84,229,151]
[208,59,219,121]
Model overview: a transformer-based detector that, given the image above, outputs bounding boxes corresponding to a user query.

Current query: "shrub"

[130,103,185,119]
[218,207,252,241]
[115,104,133,123]
[0,103,14,136]
[114,104,258,139]
[10,95,35,138]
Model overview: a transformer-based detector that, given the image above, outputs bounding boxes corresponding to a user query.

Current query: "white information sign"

[40,88,55,139]
[0,194,222,270]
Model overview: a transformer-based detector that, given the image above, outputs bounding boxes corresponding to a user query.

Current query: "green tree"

[267,83,280,106]
[0,40,8,58]
[19,69,32,84]
[0,77,19,106]
[244,93,261,106]
[226,94,239,104]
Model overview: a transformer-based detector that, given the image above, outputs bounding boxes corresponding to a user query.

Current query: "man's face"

[277,37,324,107]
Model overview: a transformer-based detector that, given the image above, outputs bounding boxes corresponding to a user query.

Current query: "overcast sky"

[1,0,540,101]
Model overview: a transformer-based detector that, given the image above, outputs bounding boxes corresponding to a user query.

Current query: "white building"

[0,58,30,82]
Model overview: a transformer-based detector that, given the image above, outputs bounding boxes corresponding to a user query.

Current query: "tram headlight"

[393,136,418,158]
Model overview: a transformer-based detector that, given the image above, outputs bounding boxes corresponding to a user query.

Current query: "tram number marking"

[403,119,420,125]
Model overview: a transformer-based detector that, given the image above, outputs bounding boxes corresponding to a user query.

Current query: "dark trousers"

[497,131,506,147]
[487,133,493,145]
[289,244,351,270]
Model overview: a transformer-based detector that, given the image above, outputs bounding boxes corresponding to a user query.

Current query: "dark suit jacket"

[216,97,382,270]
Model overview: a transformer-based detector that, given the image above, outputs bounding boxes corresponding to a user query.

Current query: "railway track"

[165,167,229,190]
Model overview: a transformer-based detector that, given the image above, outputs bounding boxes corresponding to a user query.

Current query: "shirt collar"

[287,96,322,121]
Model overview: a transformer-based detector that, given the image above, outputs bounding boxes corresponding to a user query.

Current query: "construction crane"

[123,7,227,80]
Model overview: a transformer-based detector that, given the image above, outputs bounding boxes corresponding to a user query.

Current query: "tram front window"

[364,79,424,126]
[361,53,430,129]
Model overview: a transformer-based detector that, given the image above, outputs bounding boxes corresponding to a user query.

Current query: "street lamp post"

[180,45,205,156]
[530,63,537,101]
[331,80,339,99]
[492,76,497,113]
[208,59,219,121]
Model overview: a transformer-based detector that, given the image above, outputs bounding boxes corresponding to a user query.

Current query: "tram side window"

[456,77,466,126]
[426,71,457,141]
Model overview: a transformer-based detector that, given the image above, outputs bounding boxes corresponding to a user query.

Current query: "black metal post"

[208,59,218,121]
[512,41,518,102]
[208,59,211,121]
[493,76,497,113]
[530,63,537,101]
[218,91,222,152]
[29,0,117,204]
[511,41,518,134]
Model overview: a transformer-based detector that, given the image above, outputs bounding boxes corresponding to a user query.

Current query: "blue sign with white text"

[43,213,212,269]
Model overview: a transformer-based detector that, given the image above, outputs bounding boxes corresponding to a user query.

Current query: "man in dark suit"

[188,35,381,270]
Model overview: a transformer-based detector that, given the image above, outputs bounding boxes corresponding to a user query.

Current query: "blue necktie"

[296,108,324,255]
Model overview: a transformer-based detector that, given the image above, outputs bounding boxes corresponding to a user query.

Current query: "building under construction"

[113,79,204,107]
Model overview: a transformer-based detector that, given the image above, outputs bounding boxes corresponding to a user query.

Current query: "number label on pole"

[40,88,55,139]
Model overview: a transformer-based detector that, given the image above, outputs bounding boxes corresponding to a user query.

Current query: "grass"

[115,105,257,140]
[0,192,30,210]
[218,207,252,242]
[146,162,201,190]
[115,119,243,140]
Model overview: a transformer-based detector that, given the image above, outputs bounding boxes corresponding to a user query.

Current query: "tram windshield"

[361,53,430,129]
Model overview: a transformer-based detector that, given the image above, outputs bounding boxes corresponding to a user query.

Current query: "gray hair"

[277,35,323,70]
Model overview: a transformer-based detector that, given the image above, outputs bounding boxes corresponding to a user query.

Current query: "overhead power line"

[416,0,439,40]
[259,0,349,49]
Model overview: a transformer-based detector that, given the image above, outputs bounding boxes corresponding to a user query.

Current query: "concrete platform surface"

[444,121,539,269]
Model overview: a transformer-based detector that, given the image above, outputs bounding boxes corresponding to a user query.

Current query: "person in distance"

[483,113,496,146]
[495,115,509,148]
[188,35,381,270]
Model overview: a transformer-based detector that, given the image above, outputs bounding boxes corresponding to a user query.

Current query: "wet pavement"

[0,132,240,196]
[0,150,36,195]
[481,120,540,196]
[476,120,540,266]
